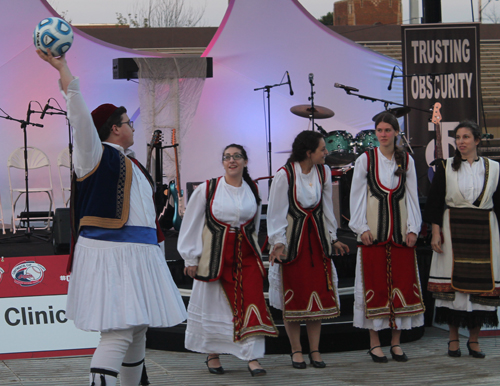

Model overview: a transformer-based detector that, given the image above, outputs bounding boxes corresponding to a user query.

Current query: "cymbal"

[372,106,411,121]
[275,149,292,153]
[290,104,335,119]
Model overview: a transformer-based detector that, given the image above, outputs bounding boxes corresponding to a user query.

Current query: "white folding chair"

[0,194,6,234]
[57,147,71,207]
[7,146,55,233]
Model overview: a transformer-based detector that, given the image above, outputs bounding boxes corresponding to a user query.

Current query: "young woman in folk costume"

[425,121,500,359]
[178,144,277,377]
[349,112,425,363]
[267,130,349,369]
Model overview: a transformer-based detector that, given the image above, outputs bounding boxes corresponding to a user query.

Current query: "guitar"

[146,130,160,174]
[428,102,442,183]
[147,130,169,217]
[169,128,184,231]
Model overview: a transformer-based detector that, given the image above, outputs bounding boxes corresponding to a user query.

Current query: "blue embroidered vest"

[71,144,133,234]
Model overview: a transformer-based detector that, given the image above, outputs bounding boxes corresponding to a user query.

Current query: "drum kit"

[289,103,412,168]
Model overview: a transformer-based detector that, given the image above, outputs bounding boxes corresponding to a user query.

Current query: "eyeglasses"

[120,120,134,128]
[222,153,244,161]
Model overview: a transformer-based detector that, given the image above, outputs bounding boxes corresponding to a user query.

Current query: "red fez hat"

[91,103,119,132]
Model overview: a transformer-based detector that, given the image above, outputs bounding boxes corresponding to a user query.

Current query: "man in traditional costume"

[37,49,187,386]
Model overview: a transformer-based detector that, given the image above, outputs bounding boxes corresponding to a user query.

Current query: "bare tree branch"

[121,0,206,28]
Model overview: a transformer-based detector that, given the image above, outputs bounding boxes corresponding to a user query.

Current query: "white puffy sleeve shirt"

[267,162,338,247]
[349,148,421,236]
[61,77,156,230]
[177,178,261,267]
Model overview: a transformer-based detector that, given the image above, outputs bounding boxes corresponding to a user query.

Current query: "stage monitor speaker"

[113,57,213,80]
[53,208,71,254]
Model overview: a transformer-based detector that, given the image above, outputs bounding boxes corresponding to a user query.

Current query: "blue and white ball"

[33,17,73,56]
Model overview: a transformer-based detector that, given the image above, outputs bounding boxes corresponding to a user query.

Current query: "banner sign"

[0,255,99,359]
[402,23,480,195]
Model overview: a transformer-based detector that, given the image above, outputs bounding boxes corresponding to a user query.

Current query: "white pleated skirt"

[66,236,187,332]
[185,279,265,361]
[435,293,496,312]
[353,249,424,331]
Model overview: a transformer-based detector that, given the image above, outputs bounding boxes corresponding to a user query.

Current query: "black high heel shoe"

[290,351,307,369]
[247,360,267,377]
[308,350,326,368]
[368,346,388,363]
[205,355,225,375]
[390,345,409,362]
[447,340,461,357]
[467,341,486,358]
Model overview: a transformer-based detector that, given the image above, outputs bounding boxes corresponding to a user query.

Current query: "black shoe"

[447,340,461,357]
[290,351,307,369]
[205,355,225,375]
[247,360,267,377]
[308,350,326,368]
[467,341,486,358]
[368,346,388,363]
[390,345,409,362]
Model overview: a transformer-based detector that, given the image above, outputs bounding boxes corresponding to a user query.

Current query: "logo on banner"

[11,261,46,287]
[0,267,4,284]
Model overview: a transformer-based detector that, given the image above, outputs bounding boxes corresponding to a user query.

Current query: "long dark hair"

[287,130,324,164]
[374,112,405,177]
[222,144,261,205]
[451,120,481,171]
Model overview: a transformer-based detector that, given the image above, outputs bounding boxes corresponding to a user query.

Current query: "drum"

[355,130,379,155]
[324,130,355,167]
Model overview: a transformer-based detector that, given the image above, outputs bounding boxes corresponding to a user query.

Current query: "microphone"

[334,83,359,93]
[309,73,314,86]
[40,102,50,119]
[388,66,396,91]
[286,71,294,96]
[314,123,328,136]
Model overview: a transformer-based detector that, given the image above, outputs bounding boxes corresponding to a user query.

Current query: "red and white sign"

[0,255,99,360]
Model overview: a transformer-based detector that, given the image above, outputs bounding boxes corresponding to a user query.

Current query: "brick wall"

[334,0,402,26]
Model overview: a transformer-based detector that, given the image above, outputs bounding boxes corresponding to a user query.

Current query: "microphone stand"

[44,107,72,175]
[308,78,316,130]
[254,78,290,189]
[0,103,48,243]
[338,88,431,114]
[338,91,432,154]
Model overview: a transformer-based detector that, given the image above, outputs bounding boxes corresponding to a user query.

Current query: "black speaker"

[53,208,71,254]
[422,0,442,23]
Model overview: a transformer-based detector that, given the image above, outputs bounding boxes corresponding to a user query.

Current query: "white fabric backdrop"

[0,0,403,226]
[0,0,164,226]
[183,0,403,201]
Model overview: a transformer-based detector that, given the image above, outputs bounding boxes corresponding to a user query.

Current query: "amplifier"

[480,139,500,160]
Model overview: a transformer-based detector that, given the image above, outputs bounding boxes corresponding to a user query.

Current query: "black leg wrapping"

[90,368,118,386]
[121,358,149,386]
[121,358,144,367]
[141,363,150,386]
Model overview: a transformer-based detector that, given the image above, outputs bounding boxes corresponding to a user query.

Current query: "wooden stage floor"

[1,327,500,385]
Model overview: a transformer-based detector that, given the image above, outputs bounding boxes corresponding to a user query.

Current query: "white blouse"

[457,159,485,204]
[349,148,421,236]
[177,178,261,267]
[267,162,338,247]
